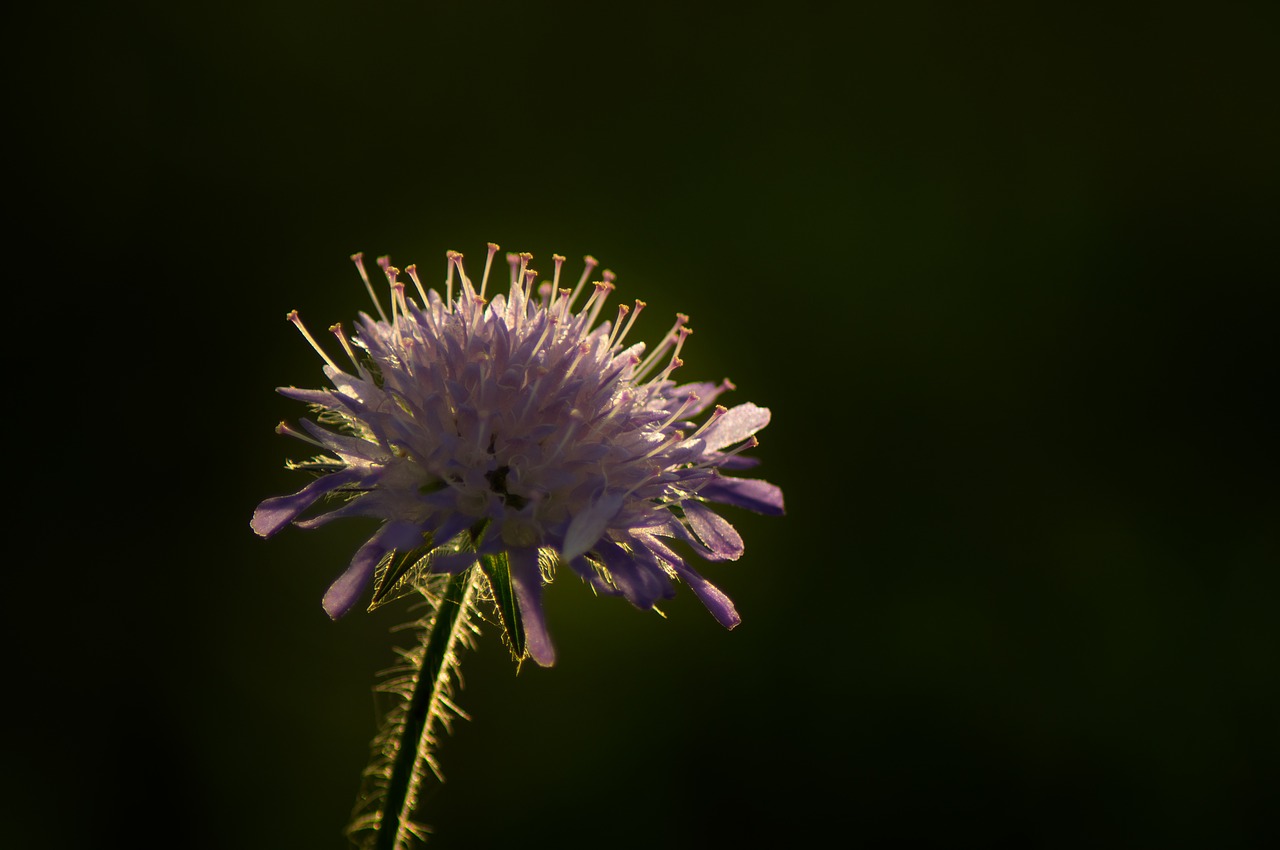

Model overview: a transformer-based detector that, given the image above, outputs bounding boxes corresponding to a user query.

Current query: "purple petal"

[381,521,432,552]
[250,468,364,538]
[294,496,379,529]
[317,522,417,614]
[509,548,556,667]
[428,511,473,549]
[595,536,676,610]
[639,514,730,563]
[565,555,619,596]
[631,533,739,628]
[698,476,785,516]
[299,419,388,462]
[683,501,745,561]
[561,492,626,561]
[321,540,383,619]
[321,521,424,619]
[277,386,343,407]
[670,561,741,629]
[700,403,770,451]
[670,380,731,416]
[323,365,376,404]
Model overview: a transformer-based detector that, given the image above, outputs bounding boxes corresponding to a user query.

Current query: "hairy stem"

[349,566,479,849]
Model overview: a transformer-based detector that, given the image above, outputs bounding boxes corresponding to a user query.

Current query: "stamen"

[555,288,573,320]
[691,435,759,470]
[586,388,634,432]
[518,252,533,295]
[467,293,487,335]
[614,299,645,349]
[518,371,548,420]
[473,413,491,456]
[587,275,616,328]
[523,268,538,302]
[606,303,631,349]
[480,242,499,299]
[384,266,401,329]
[548,413,585,458]
[287,310,339,371]
[551,254,566,298]
[633,313,689,382]
[654,355,684,386]
[564,254,599,313]
[390,281,407,339]
[644,429,686,459]
[565,341,592,382]
[658,391,700,430]
[577,281,614,331]
[405,264,430,307]
[669,325,692,364]
[275,420,327,449]
[408,271,445,337]
[329,322,361,371]
[445,250,461,308]
[350,252,388,323]
[452,252,474,300]
[687,404,728,441]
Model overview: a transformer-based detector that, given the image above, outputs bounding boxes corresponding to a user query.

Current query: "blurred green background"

[16,1,1278,847]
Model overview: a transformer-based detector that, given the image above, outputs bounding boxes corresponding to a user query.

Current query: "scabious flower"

[252,244,783,666]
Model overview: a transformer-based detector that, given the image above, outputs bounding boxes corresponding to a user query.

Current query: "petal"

[427,511,474,549]
[669,380,731,417]
[631,533,739,628]
[640,513,731,563]
[277,386,343,407]
[299,419,389,462]
[566,555,619,596]
[699,403,770,451]
[509,547,555,667]
[683,501,745,561]
[293,496,379,529]
[320,521,424,619]
[594,536,676,610]
[323,365,376,404]
[250,468,364,537]
[561,492,626,562]
[670,561,741,629]
[698,476,786,516]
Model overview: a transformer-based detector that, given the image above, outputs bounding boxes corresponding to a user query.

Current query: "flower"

[252,244,783,665]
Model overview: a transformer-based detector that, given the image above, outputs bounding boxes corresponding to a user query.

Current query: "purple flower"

[252,245,783,666]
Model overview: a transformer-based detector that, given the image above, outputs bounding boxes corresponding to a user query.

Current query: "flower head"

[252,244,783,665]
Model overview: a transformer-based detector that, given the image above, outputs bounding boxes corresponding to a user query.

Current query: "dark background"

[14,1,1278,847]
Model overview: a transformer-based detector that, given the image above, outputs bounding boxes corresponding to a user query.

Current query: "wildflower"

[252,245,783,666]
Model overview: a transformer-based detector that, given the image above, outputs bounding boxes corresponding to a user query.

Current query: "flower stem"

[363,567,478,850]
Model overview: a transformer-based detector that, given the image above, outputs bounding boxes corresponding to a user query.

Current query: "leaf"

[480,552,525,662]
[368,540,435,611]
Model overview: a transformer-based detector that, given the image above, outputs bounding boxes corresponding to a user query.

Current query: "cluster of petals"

[252,244,783,665]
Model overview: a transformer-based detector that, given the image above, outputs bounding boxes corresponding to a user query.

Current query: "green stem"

[374,567,477,850]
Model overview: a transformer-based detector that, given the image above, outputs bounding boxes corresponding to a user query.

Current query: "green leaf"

[368,540,434,611]
[480,552,525,662]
